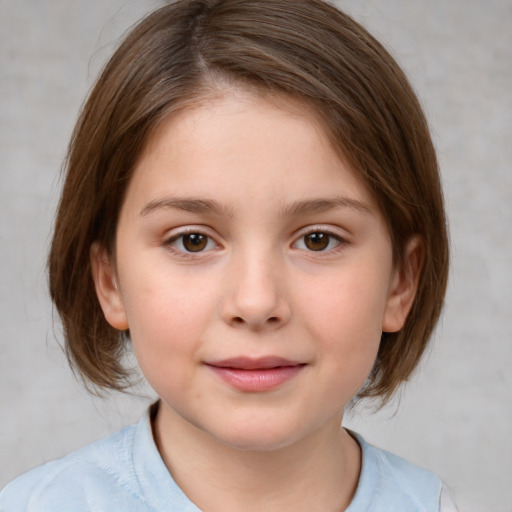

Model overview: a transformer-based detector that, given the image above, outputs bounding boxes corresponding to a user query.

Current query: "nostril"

[231,316,280,326]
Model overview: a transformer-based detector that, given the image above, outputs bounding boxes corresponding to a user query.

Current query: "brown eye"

[167,232,216,254]
[294,231,343,252]
[182,233,208,252]
[304,232,330,251]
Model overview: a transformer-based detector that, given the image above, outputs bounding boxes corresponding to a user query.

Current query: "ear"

[382,236,423,333]
[90,242,129,331]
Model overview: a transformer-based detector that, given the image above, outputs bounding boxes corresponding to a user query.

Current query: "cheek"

[303,270,388,345]
[119,269,219,382]
[297,266,389,387]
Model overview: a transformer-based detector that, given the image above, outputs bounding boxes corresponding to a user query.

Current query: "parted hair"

[48,0,449,401]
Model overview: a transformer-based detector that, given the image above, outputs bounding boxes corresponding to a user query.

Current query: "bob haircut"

[48,0,449,402]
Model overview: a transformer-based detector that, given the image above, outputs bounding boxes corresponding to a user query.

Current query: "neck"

[153,403,361,512]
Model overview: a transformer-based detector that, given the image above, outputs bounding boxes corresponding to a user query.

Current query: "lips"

[205,357,306,392]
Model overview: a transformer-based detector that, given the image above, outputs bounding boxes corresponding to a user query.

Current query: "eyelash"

[293,228,347,254]
[163,227,347,257]
[164,228,218,258]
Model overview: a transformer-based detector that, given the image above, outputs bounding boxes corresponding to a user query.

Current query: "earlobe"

[90,242,129,331]
[382,236,423,333]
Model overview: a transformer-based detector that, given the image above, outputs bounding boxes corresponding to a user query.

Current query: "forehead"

[119,89,384,228]
[130,88,372,205]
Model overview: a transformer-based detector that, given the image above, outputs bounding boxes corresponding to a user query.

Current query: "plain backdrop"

[1,1,511,511]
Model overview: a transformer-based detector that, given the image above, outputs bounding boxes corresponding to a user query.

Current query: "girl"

[0,0,454,510]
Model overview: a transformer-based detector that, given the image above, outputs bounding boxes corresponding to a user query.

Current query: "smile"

[205,357,306,392]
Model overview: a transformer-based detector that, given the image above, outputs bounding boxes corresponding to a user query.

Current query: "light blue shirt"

[0,407,443,511]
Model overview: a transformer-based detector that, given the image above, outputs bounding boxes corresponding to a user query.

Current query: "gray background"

[1,1,511,511]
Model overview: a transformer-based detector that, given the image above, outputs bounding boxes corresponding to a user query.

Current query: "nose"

[221,249,291,331]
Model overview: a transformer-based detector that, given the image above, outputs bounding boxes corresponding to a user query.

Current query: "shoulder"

[368,438,443,500]
[0,423,147,512]
[347,432,444,512]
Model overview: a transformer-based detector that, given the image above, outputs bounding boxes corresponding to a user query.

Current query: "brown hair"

[49,0,449,401]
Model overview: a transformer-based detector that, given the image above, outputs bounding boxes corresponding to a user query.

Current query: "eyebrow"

[140,197,235,217]
[281,197,373,217]
[140,195,372,218]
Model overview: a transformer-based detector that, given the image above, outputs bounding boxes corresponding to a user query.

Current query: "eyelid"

[163,226,221,256]
[292,225,349,252]
[161,224,349,257]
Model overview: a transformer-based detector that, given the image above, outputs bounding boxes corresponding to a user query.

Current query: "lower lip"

[207,365,305,392]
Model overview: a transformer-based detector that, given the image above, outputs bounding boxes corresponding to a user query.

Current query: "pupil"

[184,234,207,252]
[305,233,329,251]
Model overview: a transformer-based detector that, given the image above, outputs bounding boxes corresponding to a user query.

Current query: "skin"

[92,88,421,511]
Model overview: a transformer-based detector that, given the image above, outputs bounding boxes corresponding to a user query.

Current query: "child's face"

[93,89,414,451]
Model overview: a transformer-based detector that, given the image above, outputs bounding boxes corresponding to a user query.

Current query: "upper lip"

[205,356,304,370]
